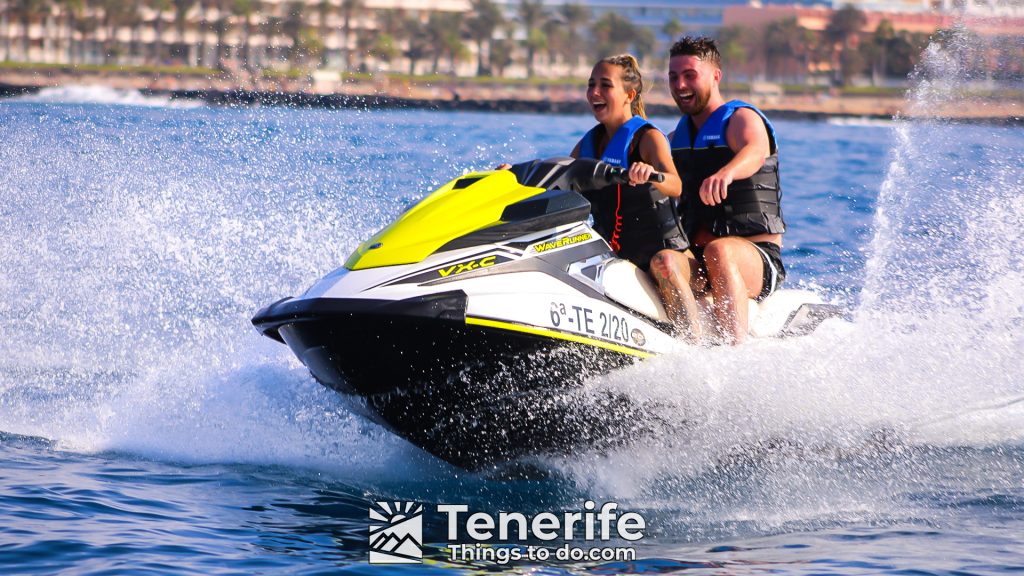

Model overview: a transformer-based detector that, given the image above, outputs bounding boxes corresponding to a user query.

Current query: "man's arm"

[698,107,770,206]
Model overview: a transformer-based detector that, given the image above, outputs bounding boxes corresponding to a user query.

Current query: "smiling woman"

[571,53,698,338]
[571,57,684,268]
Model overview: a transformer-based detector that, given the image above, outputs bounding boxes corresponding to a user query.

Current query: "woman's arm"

[630,129,682,198]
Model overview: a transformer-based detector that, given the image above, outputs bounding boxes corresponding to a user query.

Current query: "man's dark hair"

[669,36,721,68]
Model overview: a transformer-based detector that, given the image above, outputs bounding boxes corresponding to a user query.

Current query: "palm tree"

[662,17,683,43]
[126,0,146,63]
[425,11,459,74]
[885,30,927,79]
[490,38,513,77]
[197,0,220,67]
[12,0,49,60]
[590,11,635,58]
[440,12,466,74]
[2,0,10,60]
[360,28,396,69]
[3,0,17,60]
[99,0,135,63]
[518,0,546,77]
[735,25,769,82]
[866,19,895,85]
[542,16,565,69]
[488,18,518,77]
[339,0,362,71]
[282,0,304,65]
[314,0,331,65]
[297,29,323,68]
[54,0,84,63]
[764,17,812,82]
[261,14,283,66]
[230,0,256,70]
[632,25,655,64]
[558,2,589,72]
[466,0,501,76]
[74,9,97,63]
[147,0,171,64]
[210,0,230,69]
[825,5,867,86]
[375,7,402,37]
[402,13,429,75]
[716,24,749,71]
[172,0,195,64]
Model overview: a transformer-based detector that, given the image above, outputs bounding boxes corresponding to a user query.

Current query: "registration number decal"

[549,302,630,344]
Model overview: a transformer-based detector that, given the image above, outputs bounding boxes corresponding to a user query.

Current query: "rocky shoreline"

[2,72,1021,125]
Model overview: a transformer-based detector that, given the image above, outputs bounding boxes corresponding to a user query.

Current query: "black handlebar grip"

[605,166,665,184]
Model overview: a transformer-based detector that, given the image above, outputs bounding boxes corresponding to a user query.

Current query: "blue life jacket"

[670,100,785,238]
[580,115,650,167]
[578,116,687,268]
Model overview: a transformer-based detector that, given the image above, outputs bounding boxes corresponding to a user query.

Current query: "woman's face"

[587,62,634,125]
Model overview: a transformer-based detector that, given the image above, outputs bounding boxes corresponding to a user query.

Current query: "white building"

[830,0,1024,16]
[494,0,756,38]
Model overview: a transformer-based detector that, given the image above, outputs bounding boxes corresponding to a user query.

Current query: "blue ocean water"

[1,81,1023,573]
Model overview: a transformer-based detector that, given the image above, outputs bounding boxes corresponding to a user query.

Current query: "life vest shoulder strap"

[671,100,778,153]
[579,116,656,167]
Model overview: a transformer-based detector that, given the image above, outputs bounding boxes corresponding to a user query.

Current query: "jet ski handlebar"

[506,157,664,192]
[600,164,665,184]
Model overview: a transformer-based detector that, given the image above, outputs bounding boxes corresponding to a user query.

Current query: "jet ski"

[252,157,839,470]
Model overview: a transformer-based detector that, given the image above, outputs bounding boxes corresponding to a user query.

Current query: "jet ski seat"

[600,259,670,323]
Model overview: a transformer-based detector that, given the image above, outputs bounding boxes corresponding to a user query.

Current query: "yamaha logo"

[369,501,424,564]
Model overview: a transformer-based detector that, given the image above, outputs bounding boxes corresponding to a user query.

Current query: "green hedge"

[0,61,221,76]
[377,72,585,87]
[839,85,908,97]
[260,67,305,80]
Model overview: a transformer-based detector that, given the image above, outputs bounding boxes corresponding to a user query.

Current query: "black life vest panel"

[579,116,687,268]
[670,100,785,238]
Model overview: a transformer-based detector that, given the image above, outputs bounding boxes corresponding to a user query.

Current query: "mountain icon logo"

[368,501,424,564]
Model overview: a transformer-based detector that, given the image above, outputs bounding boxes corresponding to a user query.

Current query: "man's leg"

[702,238,767,345]
[650,249,704,343]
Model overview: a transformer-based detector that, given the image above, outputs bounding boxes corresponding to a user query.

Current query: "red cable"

[610,183,623,253]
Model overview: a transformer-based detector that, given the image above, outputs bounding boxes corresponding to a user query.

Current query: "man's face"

[668,55,719,116]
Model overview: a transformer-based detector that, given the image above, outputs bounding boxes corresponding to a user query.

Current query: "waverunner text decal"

[532,232,593,253]
[550,302,633,345]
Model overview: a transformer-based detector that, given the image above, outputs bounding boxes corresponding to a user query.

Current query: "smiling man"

[649,36,788,345]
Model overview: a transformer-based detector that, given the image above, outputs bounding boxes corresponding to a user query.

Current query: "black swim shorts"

[690,241,786,302]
